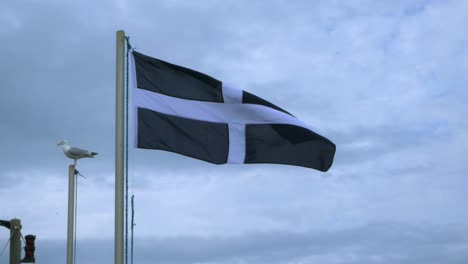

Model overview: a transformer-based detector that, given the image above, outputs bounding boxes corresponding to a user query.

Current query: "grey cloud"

[7,222,467,264]
[1,0,468,263]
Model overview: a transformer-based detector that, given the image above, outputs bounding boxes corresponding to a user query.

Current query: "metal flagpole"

[115,30,126,264]
[130,195,135,264]
[66,165,76,264]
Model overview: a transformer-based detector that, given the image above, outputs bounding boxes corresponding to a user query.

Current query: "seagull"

[57,140,98,166]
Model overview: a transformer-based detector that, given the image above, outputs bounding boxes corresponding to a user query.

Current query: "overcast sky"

[1,0,468,263]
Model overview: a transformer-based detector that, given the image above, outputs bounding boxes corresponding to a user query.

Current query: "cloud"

[1,0,468,263]
[4,222,467,264]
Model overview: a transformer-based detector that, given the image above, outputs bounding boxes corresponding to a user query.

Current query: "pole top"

[10,219,22,230]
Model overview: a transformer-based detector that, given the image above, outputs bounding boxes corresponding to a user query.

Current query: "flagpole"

[115,30,126,264]
[66,165,76,264]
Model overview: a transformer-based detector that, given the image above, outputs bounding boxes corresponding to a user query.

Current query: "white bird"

[57,140,98,166]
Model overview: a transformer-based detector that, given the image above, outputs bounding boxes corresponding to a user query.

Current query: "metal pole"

[130,195,135,264]
[115,29,126,264]
[9,218,21,264]
[66,165,76,264]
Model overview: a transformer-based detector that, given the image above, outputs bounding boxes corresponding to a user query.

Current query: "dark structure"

[0,220,10,230]
[21,235,36,263]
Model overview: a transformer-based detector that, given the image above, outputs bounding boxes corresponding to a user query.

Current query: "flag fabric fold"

[132,51,335,171]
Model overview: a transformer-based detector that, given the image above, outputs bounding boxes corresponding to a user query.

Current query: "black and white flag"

[132,51,335,171]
